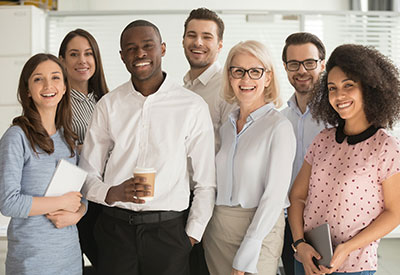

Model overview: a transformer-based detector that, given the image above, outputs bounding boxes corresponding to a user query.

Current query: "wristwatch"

[291,238,306,253]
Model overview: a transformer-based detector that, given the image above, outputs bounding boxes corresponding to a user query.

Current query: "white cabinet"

[0,6,46,235]
[0,56,30,105]
[0,6,46,136]
[0,6,46,56]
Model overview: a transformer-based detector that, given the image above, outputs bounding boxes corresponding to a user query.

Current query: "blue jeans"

[294,259,376,275]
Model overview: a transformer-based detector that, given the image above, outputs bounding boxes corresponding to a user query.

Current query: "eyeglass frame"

[229,66,267,80]
[285,59,321,72]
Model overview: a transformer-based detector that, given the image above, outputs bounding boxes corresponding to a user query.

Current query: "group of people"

[0,7,399,275]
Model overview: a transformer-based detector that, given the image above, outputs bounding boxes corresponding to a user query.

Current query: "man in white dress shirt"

[280,32,326,275]
[183,8,234,150]
[80,20,216,275]
[182,8,234,275]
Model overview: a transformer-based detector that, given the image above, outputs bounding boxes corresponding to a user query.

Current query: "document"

[45,159,87,197]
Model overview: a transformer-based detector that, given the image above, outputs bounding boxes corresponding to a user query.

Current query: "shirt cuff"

[185,220,204,243]
[232,237,262,273]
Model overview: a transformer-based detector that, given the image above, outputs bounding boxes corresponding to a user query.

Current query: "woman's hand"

[296,242,325,275]
[318,243,350,274]
[231,268,244,275]
[60,191,82,212]
[46,203,86,229]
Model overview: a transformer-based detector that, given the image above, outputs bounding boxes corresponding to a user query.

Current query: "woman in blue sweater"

[0,53,86,275]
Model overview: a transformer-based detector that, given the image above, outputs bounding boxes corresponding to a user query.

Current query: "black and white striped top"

[70,89,97,144]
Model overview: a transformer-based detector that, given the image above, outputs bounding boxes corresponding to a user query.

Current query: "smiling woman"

[58,29,109,272]
[0,53,86,275]
[203,40,296,275]
[289,44,400,275]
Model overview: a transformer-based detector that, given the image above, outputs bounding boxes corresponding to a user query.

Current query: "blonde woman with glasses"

[203,40,296,275]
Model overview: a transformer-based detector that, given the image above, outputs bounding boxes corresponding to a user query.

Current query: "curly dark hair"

[309,44,400,129]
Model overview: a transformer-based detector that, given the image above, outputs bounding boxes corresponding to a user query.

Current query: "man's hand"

[189,236,197,247]
[105,177,152,205]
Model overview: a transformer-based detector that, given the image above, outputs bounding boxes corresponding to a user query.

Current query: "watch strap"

[291,238,306,252]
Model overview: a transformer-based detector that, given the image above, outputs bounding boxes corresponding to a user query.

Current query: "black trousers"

[77,201,102,270]
[186,191,210,275]
[281,217,295,275]
[94,208,192,275]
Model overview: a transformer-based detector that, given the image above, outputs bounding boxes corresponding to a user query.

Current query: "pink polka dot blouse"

[303,127,400,272]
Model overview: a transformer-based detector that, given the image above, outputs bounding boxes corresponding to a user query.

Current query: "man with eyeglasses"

[280,32,326,275]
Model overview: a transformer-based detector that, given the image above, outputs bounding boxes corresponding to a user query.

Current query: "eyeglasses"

[229,66,266,80]
[285,59,321,72]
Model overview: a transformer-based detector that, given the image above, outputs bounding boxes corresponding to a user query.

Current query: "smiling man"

[183,8,234,150]
[182,8,234,275]
[280,32,326,275]
[80,20,216,275]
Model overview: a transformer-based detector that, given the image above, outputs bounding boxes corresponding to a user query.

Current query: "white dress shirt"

[281,93,324,187]
[183,61,236,150]
[80,74,216,241]
[216,103,296,272]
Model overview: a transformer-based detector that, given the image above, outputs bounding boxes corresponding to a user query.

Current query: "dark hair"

[12,53,77,156]
[282,32,326,63]
[309,44,400,129]
[183,8,224,41]
[120,20,162,48]
[58,28,109,100]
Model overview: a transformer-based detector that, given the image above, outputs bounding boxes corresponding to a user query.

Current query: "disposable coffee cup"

[133,167,156,201]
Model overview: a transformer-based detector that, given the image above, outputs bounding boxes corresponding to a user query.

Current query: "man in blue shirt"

[281,32,326,275]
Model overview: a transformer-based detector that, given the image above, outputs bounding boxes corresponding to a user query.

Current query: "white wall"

[58,0,349,11]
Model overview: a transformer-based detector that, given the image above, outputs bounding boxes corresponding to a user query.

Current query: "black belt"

[102,206,184,225]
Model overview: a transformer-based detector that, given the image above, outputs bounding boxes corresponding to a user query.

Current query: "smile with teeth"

[76,68,89,72]
[337,101,352,109]
[41,93,56,98]
[135,62,151,67]
[295,76,311,82]
[239,86,256,91]
[191,49,206,54]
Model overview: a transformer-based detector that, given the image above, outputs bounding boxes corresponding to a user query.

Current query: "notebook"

[304,223,334,268]
[45,159,88,197]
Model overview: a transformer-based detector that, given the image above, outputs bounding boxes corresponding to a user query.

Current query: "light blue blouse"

[0,126,82,275]
[216,103,296,273]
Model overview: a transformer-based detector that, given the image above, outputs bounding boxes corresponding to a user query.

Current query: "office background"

[0,0,399,274]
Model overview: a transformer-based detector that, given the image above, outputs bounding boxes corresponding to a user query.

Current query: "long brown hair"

[12,53,77,156]
[58,28,109,100]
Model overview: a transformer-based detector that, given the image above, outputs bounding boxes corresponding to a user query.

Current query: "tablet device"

[304,223,333,268]
[45,159,87,197]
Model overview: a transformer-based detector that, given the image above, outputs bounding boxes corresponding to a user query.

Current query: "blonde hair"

[222,40,281,107]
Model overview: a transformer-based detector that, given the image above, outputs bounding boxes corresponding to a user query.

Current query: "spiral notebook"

[45,159,87,197]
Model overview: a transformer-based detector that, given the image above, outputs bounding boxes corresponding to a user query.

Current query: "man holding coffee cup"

[80,20,216,275]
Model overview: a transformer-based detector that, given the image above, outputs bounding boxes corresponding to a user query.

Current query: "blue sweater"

[0,126,82,275]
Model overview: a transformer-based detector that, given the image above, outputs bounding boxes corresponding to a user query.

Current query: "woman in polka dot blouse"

[288,44,400,275]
